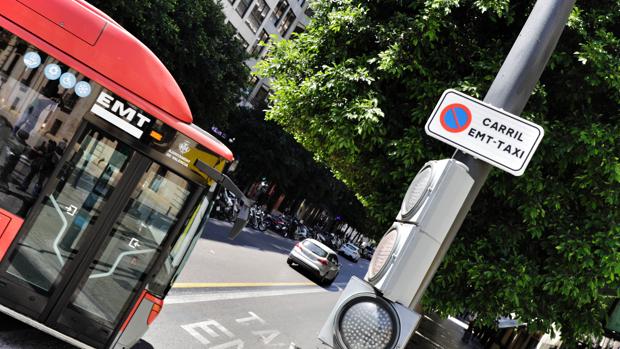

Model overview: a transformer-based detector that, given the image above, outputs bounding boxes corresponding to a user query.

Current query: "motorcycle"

[213,189,239,222]
[267,214,290,236]
[248,205,267,231]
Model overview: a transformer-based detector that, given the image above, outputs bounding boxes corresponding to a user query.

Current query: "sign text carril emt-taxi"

[425,89,544,176]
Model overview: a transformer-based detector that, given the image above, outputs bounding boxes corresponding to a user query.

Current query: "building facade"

[221,0,310,107]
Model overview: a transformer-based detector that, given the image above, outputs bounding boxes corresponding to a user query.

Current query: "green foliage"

[89,0,250,127]
[258,0,620,342]
[227,106,369,227]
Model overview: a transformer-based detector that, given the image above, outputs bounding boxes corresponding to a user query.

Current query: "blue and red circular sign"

[440,103,472,133]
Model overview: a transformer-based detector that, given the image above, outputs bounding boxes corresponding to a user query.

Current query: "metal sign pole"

[411,0,576,307]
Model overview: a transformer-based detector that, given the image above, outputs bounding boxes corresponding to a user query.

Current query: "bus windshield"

[0,28,201,219]
[0,28,101,217]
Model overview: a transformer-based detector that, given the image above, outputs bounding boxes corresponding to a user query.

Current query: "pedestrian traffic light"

[318,159,474,349]
[366,159,474,307]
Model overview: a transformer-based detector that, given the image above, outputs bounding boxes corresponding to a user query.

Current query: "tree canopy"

[227,106,369,228]
[257,0,620,342]
[90,0,250,127]
[92,0,369,230]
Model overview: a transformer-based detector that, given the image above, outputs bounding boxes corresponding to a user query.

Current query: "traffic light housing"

[366,159,474,307]
[318,159,474,349]
[318,276,421,349]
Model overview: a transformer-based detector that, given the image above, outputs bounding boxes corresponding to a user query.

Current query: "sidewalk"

[407,314,483,349]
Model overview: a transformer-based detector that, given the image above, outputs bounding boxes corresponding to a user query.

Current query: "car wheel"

[322,275,335,287]
[354,258,358,263]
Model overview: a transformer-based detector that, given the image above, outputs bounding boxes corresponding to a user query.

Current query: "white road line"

[166,286,343,305]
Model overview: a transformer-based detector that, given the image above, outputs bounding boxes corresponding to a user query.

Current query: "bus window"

[5,129,133,293]
[148,196,210,296]
[0,28,97,217]
[60,163,194,326]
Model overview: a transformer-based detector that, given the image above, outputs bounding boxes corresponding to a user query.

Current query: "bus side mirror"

[229,204,250,240]
[193,160,253,240]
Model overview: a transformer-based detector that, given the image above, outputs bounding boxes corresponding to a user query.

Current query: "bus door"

[0,122,201,347]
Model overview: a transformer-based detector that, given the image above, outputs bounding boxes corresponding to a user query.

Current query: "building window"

[278,11,296,36]
[49,119,62,136]
[251,29,270,56]
[292,25,305,36]
[234,33,250,49]
[271,0,290,24]
[235,0,253,18]
[246,0,270,33]
[251,85,270,108]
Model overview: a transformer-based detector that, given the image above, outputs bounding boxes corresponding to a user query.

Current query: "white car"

[338,243,361,262]
[288,239,340,286]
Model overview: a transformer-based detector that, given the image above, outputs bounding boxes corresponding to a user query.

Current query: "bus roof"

[0,0,234,161]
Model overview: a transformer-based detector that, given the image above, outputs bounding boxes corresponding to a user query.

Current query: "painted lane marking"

[166,287,334,305]
[182,320,235,345]
[173,282,316,288]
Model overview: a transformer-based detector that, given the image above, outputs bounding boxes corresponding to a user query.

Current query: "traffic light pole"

[411,0,576,307]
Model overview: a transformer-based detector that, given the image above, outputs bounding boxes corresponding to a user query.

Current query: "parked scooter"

[248,205,267,231]
[213,189,239,222]
[267,214,290,236]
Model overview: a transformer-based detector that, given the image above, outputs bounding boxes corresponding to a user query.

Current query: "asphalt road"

[143,219,370,349]
[0,220,476,349]
[0,220,371,349]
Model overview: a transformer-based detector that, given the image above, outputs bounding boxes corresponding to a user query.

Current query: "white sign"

[425,89,544,176]
[91,92,152,139]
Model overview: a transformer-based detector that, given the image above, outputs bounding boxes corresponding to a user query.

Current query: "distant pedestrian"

[0,130,30,191]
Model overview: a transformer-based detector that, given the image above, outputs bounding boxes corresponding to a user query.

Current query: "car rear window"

[347,244,359,251]
[303,240,328,257]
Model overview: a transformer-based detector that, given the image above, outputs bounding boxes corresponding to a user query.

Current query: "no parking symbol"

[439,103,472,133]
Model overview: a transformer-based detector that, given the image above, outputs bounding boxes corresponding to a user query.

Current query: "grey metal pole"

[411,0,576,308]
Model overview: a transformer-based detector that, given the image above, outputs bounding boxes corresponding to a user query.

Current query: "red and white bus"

[0,0,249,348]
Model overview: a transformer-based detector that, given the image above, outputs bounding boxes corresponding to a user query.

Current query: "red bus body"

[0,1,235,348]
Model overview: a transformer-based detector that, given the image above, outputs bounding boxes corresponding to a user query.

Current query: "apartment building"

[221,0,310,107]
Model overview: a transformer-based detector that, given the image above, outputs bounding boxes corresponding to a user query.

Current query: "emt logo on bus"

[91,92,153,139]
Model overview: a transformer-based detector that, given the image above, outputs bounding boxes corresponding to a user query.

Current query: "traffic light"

[318,159,474,349]
[318,276,421,349]
[367,159,474,307]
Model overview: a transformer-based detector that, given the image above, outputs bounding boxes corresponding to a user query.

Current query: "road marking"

[182,320,234,345]
[173,282,316,288]
[167,286,334,305]
[236,312,266,325]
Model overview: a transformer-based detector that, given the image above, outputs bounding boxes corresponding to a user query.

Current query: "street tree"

[257,0,620,342]
[89,0,250,127]
[227,106,368,229]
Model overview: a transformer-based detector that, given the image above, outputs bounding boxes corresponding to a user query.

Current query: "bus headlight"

[335,294,399,349]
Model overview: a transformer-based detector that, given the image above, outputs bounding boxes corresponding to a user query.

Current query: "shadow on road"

[201,219,299,256]
[131,339,155,349]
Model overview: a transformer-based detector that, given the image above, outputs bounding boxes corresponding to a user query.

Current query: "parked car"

[338,243,361,262]
[288,238,340,286]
